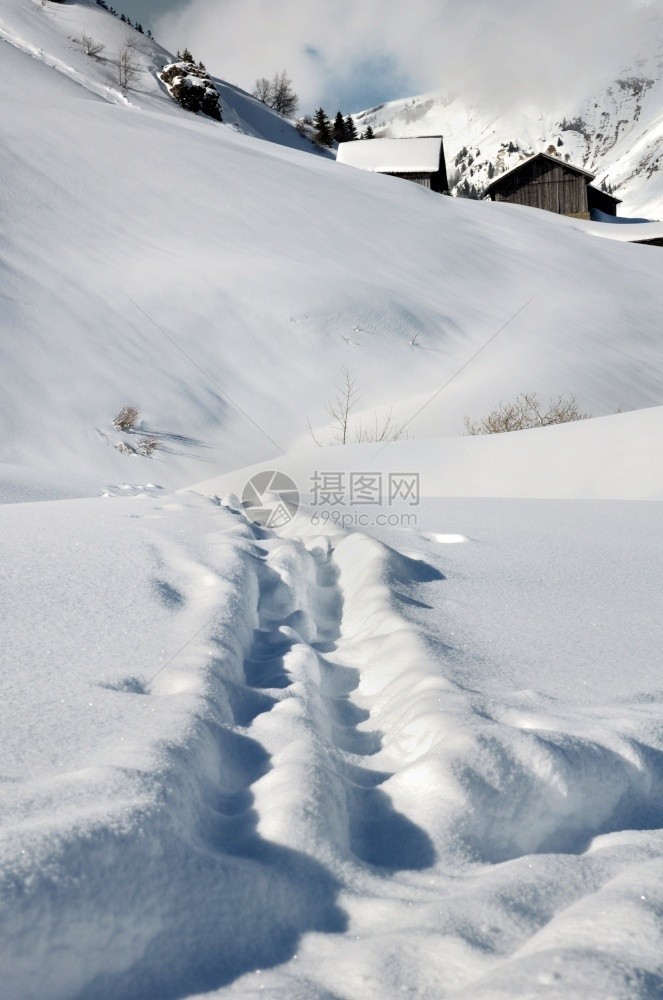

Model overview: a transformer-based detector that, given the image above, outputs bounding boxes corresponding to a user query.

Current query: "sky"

[121,0,656,115]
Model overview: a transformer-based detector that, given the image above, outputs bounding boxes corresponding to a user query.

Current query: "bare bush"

[308,367,407,446]
[354,409,408,443]
[136,437,159,456]
[117,47,141,89]
[113,404,140,431]
[464,392,590,435]
[79,33,106,58]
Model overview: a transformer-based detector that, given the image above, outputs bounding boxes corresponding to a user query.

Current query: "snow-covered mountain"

[354,11,663,219]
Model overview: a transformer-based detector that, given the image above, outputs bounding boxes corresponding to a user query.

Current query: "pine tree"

[363,125,374,140]
[333,111,346,144]
[344,115,358,141]
[313,107,332,147]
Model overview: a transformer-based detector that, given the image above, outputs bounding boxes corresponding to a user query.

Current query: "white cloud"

[153,0,657,113]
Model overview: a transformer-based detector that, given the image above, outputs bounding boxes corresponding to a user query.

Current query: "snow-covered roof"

[484,151,595,194]
[336,136,443,174]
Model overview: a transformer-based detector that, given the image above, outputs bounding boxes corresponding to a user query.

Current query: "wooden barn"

[484,152,621,218]
[586,184,622,218]
[336,136,449,193]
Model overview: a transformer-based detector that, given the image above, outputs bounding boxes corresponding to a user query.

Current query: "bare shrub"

[308,367,407,446]
[117,47,141,89]
[354,409,408,443]
[79,33,105,58]
[115,441,135,455]
[136,437,159,456]
[464,392,590,435]
[113,405,140,431]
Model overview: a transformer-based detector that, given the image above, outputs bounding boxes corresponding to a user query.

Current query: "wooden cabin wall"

[389,173,432,188]
[493,158,589,214]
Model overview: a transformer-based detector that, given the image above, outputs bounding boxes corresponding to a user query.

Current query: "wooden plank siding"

[491,157,589,215]
[388,173,431,188]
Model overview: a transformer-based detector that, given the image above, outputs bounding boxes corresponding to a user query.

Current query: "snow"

[190,405,663,503]
[2,2,663,998]
[336,136,443,173]
[583,219,663,243]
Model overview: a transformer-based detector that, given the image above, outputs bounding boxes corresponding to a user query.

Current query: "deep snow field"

[1,2,663,998]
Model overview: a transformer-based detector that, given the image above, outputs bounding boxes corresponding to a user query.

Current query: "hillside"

[1,4,663,1000]
[354,7,663,219]
[2,0,663,501]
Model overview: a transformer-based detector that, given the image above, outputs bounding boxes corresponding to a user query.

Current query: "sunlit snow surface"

[2,491,663,999]
[1,2,663,998]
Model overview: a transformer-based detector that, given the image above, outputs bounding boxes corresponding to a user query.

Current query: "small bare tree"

[271,70,298,116]
[251,77,272,103]
[464,392,590,435]
[250,70,298,117]
[117,47,141,89]
[79,33,105,58]
[308,368,407,446]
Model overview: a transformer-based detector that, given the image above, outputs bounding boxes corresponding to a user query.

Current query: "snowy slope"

[2,0,663,501]
[354,6,663,219]
[2,486,663,1000]
[2,4,663,999]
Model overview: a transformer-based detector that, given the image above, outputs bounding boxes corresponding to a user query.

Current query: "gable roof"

[484,151,596,196]
[336,136,444,174]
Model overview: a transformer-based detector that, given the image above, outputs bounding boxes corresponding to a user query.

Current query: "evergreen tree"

[363,125,374,140]
[333,111,346,144]
[313,107,332,147]
[344,115,358,141]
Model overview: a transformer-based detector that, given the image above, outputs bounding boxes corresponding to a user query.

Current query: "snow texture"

[1,2,663,999]
[336,136,443,173]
